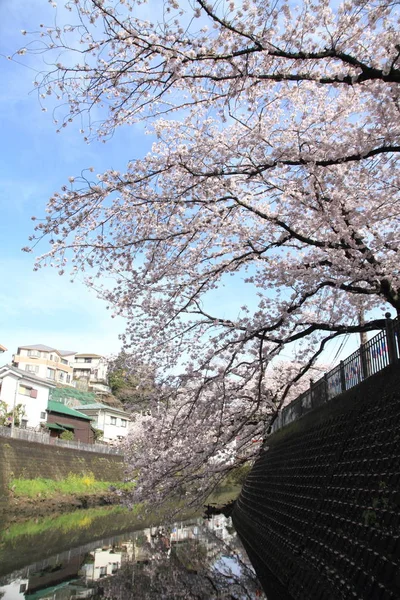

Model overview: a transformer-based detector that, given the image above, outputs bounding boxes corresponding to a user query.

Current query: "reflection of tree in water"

[92,531,264,599]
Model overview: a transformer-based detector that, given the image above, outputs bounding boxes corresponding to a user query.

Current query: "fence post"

[309,379,314,410]
[385,313,397,365]
[360,343,369,381]
[324,374,328,403]
[340,361,346,393]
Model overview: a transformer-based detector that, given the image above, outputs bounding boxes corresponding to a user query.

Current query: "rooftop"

[47,400,93,420]
[77,402,130,416]
[17,344,77,356]
[0,364,57,387]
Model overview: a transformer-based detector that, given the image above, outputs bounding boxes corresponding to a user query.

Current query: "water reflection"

[0,513,265,599]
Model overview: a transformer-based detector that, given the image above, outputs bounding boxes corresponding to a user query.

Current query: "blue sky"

[0,0,366,372]
[0,0,249,366]
[0,0,147,363]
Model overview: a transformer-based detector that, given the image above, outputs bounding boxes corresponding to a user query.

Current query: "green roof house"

[46,400,94,444]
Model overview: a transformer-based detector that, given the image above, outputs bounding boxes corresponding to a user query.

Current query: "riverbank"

[0,471,133,520]
[0,436,124,500]
[1,480,242,522]
[1,489,122,521]
[0,434,247,520]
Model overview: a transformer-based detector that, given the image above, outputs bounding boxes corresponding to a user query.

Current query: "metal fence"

[0,425,123,455]
[271,315,400,433]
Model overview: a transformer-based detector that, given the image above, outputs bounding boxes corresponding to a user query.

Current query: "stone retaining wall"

[0,437,124,505]
[233,364,400,600]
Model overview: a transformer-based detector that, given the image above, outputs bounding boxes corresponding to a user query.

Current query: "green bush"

[60,430,75,441]
[92,427,104,442]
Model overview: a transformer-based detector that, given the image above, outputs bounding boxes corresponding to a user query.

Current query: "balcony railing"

[271,314,400,433]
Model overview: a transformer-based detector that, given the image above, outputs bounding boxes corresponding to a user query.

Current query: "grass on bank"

[9,462,250,501]
[8,472,133,499]
[0,505,131,542]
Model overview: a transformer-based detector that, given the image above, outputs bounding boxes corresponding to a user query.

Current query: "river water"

[0,504,265,599]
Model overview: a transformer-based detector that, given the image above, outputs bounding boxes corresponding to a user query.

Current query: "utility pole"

[359,309,370,380]
[10,372,22,437]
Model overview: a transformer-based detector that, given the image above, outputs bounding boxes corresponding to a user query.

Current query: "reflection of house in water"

[0,515,263,599]
[0,578,29,600]
[170,521,200,543]
[204,514,234,542]
[27,555,86,595]
[0,555,90,600]
[82,547,123,581]
[81,532,157,582]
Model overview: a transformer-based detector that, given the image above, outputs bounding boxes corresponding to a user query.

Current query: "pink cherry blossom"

[23,0,400,507]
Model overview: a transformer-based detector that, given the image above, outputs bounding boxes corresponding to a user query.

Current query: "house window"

[25,364,39,374]
[20,419,28,429]
[50,354,53,361]
[19,385,37,398]
[61,358,68,365]
[84,358,92,363]
[66,374,71,383]
[75,368,89,377]
[19,584,27,593]
[47,368,55,380]
[28,350,41,358]
[58,372,65,381]
[121,419,127,428]
[110,417,117,425]
[54,356,59,363]
[40,412,46,419]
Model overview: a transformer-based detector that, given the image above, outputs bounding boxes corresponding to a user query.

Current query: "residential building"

[72,353,111,394]
[0,365,56,429]
[12,344,76,386]
[75,402,130,443]
[46,400,94,443]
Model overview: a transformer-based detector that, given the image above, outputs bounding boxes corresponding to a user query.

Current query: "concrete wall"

[233,363,400,600]
[0,436,124,504]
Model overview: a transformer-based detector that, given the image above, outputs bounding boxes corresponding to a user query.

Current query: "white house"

[0,365,56,429]
[75,402,130,443]
[72,353,111,394]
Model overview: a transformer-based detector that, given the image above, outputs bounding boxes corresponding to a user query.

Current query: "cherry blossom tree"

[21,0,399,505]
